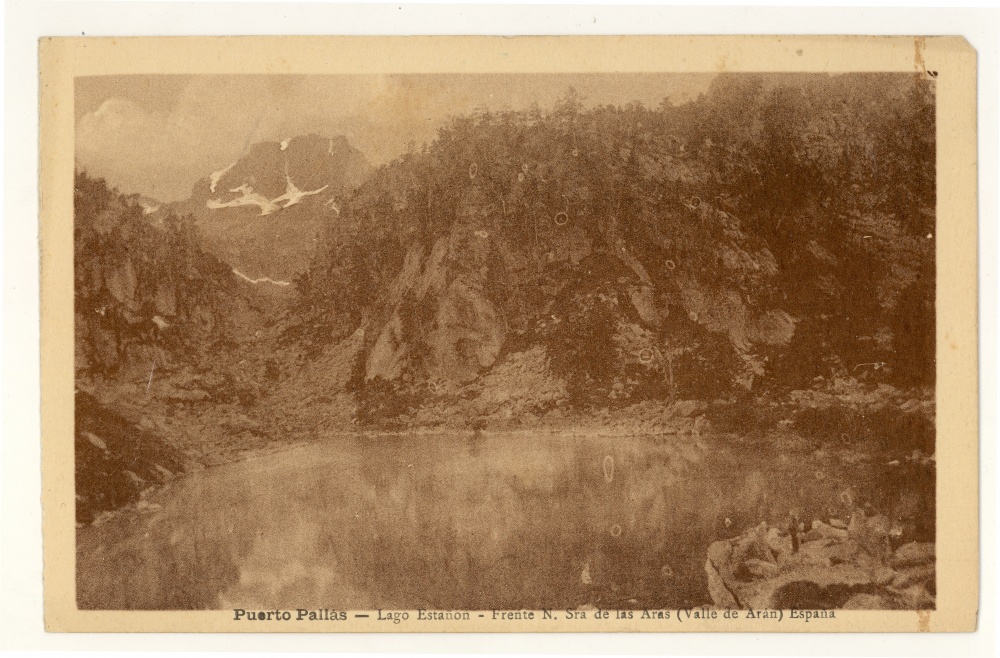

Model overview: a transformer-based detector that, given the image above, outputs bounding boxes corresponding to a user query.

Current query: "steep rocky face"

[298,75,934,417]
[164,134,370,281]
[77,76,934,430]
[364,234,506,385]
[74,172,266,379]
[305,129,792,399]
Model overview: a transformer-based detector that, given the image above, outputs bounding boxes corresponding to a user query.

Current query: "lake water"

[76,430,929,610]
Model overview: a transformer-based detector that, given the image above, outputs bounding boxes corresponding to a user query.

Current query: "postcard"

[39,35,978,632]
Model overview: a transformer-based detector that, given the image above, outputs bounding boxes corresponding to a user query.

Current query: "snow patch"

[272,173,328,210]
[280,138,291,151]
[207,184,280,215]
[232,269,292,287]
[209,160,237,193]
[207,172,329,215]
[140,202,160,215]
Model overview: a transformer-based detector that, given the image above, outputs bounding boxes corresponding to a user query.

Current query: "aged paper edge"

[39,35,978,633]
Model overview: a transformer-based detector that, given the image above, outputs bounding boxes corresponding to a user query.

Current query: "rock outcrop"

[74,172,269,378]
[705,516,935,610]
[364,219,507,385]
[75,390,190,523]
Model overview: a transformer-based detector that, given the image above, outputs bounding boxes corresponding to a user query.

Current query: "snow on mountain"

[166,134,371,281]
[232,268,292,286]
[206,172,330,215]
[209,160,237,193]
[197,135,366,208]
[207,183,281,216]
[271,172,328,210]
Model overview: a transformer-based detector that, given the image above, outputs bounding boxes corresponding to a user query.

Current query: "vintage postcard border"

[40,34,978,633]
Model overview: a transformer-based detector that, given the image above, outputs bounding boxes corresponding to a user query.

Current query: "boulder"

[892,542,935,568]
[765,527,794,559]
[890,584,936,609]
[83,431,108,452]
[842,593,893,610]
[707,539,733,570]
[873,565,896,586]
[705,520,936,611]
[705,557,741,609]
[811,519,849,541]
[892,563,935,589]
[744,558,780,579]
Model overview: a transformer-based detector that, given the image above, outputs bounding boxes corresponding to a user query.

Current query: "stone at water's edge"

[705,521,936,610]
[892,542,935,568]
[705,557,740,609]
[75,391,190,524]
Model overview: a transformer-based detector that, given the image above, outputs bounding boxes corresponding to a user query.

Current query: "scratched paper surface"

[39,35,978,632]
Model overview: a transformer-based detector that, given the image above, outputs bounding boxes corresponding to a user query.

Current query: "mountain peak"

[192,133,369,203]
[168,134,371,281]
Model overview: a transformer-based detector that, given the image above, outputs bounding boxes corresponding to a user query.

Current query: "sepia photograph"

[36,35,980,633]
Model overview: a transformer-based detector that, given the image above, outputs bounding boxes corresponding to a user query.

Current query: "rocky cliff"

[296,75,935,425]
[74,171,269,380]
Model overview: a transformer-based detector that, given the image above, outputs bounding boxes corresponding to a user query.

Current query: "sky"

[75,73,717,202]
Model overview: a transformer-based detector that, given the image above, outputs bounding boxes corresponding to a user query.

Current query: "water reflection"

[77,431,914,610]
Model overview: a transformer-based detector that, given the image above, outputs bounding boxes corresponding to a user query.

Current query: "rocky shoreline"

[706,517,935,610]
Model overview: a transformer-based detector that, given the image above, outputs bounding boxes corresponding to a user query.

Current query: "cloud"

[76,98,208,201]
[76,78,381,201]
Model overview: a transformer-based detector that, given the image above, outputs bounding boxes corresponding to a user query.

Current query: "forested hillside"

[296,73,935,419]
[72,71,941,613]
[74,171,268,380]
